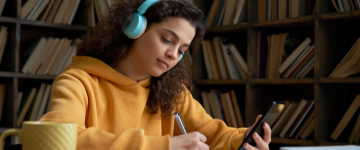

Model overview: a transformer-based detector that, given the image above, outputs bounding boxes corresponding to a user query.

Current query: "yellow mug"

[0,121,77,150]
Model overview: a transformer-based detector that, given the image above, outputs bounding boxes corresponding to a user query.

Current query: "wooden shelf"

[319,78,360,83]
[252,15,315,28]
[271,137,317,146]
[0,16,92,31]
[320,10,360,20]
[0,72,56,80]
[194,79,246,85]
[249,78,315,84]
[206,23,248,34]
[318,140,360,146]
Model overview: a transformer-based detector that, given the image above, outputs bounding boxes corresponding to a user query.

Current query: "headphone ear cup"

[123,13,147,39]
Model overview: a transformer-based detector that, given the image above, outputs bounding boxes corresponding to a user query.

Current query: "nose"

[165,47,178,60]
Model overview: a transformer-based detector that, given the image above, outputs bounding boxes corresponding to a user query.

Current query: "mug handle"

[0,129,21,150]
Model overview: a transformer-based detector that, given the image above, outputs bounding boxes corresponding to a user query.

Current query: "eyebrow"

[164,29,190,48]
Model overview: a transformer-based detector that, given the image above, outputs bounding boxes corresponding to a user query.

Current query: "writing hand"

[244,115,271,150]
[170,132,209,150]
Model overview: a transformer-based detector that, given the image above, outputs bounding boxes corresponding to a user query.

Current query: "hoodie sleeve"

[40,73,170,150]
[176,88,248,150]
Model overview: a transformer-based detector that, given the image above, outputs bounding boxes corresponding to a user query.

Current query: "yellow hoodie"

[40,56,247,150]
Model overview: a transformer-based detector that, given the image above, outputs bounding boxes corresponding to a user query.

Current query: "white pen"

[174,112,187,134]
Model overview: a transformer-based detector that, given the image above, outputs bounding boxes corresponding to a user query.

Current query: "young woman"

[40,0,271,149]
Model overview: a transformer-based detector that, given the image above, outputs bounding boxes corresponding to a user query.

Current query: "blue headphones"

[123,0,184,62]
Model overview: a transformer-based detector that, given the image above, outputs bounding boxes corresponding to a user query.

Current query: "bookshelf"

[0,0,92,145]
[192,0,360,147]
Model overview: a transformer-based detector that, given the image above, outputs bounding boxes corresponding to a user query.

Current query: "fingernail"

[253,133,257,137]
[244,143,248,148]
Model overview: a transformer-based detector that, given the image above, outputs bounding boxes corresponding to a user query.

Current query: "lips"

[158,59,169,68]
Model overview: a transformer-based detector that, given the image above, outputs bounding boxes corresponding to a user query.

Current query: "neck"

[114,56,150,82]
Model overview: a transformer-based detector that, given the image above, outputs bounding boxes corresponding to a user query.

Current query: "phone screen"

[238,101,285,150]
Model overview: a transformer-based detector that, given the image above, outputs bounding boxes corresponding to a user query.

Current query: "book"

[220,41,241,79]
[46,0,62,22]
[233,0,247,24]
[0,0,7,16]
[54,46,73,75]
[53,0,70,23]
[93,0,102,21]
[15,92,24,115]
[272,100,298,136]
[230,90,244,127]
[279,37,311,74]
[279,99,309,138]
[208,91,223,120]
[201,91,212,116]
[332,0,341,12]
[21,0,39,19]
[201,41,213,79]
[229,44,247,74]
[35,84,52,121]
[67,0,81,24]
[296,57,315,78]
[37,38,64,74]
[17,88,37,126]
[229,44,247,79]
[47,38,72,75]
[300,118,314,140]
[30,0,50,20]
[38,0,55,21]
[349,113,360,143]
[331,94,360,141]
[28,38,57,74]
[330,37,360,78]
[26,0,44,20]
[29,83,46,121]
[61,0,78,24]
[286,100,315,138]
[0,84,6,122]
[205,0,220,27]
[205,40,220,79]
[220,93,233,127]
[0,26,7,64]
[283,45,315,78]
[258,0,266,21]
[57,47,76,74]
[213,37,228,79]
[295,109,315,139]
[224,92,238,127]
[21,37,48,73]
[222,0,238,26]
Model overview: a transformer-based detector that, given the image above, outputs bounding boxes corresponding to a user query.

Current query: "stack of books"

[257,32,315,79]
[202,37,247,79]
[0,0,6,16]
[21,37,77,75]
[17,83,52,126]
[21,0,81,25]
[331,94,360,143]
[271,99,315,140]
[258,0,316,21]
[331,0,360,12]
[205,0,248,27]
[201,90,244,128]
[329,37,360,78]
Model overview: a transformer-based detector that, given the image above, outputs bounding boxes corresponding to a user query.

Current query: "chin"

[148,70,166,78]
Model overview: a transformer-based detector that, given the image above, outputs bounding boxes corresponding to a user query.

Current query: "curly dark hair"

[76,0,206,117]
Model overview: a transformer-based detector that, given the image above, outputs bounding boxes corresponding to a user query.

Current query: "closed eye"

[162,36,171,44]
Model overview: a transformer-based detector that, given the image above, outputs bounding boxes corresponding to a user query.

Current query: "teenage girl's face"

[130,16,196,77]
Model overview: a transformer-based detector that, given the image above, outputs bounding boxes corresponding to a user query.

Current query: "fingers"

[189,132,207,143]
[189,132,209,150]
[255,115,262,123]
[262,122,272,144]
[243,143,257,150]
[252,132,269,150]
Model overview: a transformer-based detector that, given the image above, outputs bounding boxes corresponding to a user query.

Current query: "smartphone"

[238,101,285,150]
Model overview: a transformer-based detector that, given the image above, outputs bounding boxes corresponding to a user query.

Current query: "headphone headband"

[137,0,160,14]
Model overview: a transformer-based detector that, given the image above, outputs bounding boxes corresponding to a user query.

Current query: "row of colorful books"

[17,83,52,126]
[257,32,315,79]
[201,90,244,128]
[21,37,77,75]
[329,37,360,78]
[202,37,247,80]
[21,0,81,25]
[332,0,360,12]
[258,0,316,21]
[332,94,360,143]
[271,99,315,139]
[205,0,248,27]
